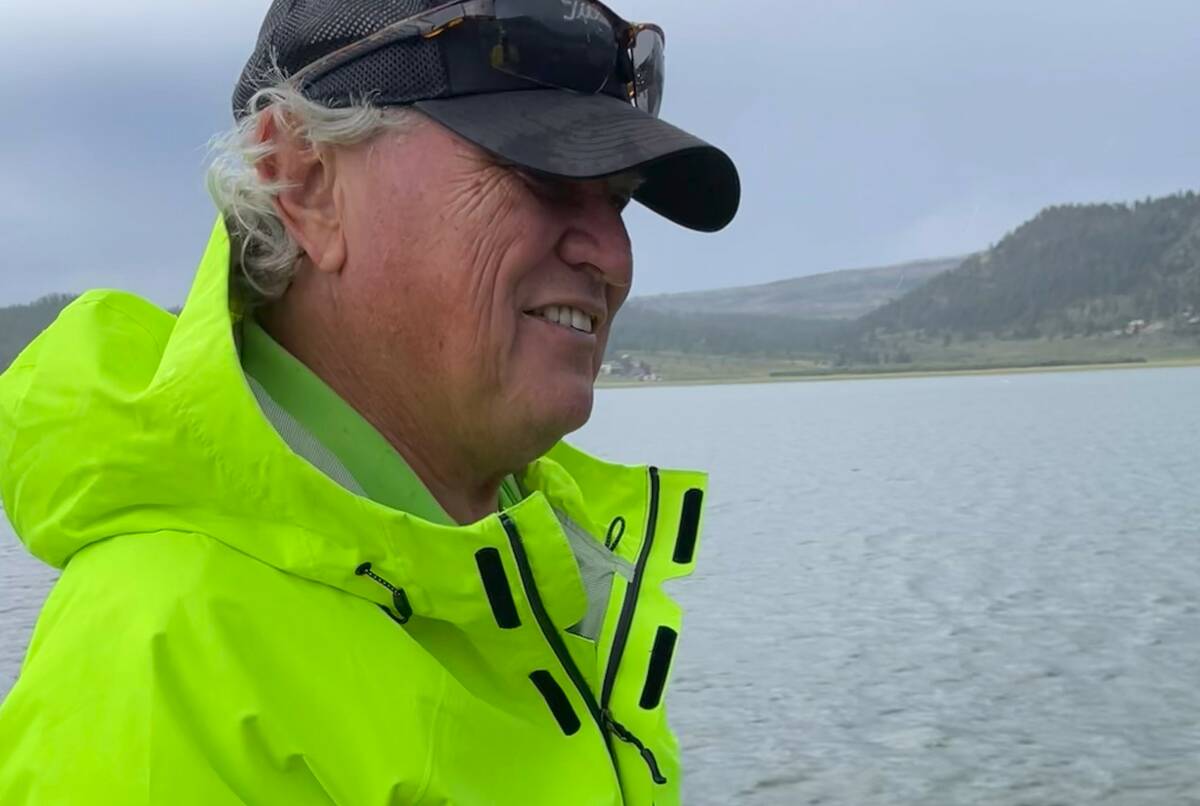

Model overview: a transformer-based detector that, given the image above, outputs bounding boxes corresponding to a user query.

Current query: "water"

[4,367,1200,804]
[0,516,56,699]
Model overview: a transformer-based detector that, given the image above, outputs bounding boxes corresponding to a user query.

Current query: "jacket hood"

[0,218,663,631]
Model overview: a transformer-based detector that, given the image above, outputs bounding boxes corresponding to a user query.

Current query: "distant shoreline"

[596,357,1200,390]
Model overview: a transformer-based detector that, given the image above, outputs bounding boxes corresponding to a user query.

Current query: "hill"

[860,193,1200,340]
[612,192,1200,374]
[634,257,962,319]
[0,295,75,373]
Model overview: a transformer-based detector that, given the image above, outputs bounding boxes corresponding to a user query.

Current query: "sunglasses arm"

[291,0,494,88]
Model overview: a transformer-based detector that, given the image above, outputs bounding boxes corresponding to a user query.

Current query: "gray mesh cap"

[233,0,741,232]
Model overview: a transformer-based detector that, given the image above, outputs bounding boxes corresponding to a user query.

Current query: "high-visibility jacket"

[0,218,707,805]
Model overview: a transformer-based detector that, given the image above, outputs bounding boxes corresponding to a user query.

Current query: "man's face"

[328,118,635,471]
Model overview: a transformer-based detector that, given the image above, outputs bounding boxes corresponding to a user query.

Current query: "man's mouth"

[526,305,598,335]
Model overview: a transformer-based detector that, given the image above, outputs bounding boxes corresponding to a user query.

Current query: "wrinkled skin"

[256,110,636,523]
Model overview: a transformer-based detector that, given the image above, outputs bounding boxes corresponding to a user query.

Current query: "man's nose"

[556,188,634,292]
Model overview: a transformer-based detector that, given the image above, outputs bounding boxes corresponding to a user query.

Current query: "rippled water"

[0,515,56,698]
[4,367,1200,804]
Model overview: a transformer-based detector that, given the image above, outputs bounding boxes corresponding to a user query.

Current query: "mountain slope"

[634,257,963,319]
[861,193,1200,339]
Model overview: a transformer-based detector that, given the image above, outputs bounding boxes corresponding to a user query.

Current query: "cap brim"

[414,90,740,233]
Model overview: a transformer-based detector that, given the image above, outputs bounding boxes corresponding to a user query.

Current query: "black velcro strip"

[475,548,521,629]
[529,670,581,736]
[639,626,678,710]
[673,488,704,565]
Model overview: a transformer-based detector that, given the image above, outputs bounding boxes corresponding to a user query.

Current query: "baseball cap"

[233,0,741,232]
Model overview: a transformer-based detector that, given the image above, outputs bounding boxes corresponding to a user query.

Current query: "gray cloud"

[4,0,1199,306]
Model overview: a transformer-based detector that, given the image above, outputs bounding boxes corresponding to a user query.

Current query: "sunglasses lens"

[491,0,617,94]
[630,27,665,117]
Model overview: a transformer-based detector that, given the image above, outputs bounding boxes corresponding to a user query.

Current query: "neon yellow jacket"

[0,220,707,805]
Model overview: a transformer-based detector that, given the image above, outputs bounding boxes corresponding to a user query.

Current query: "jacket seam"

[88,295,170,354]
[412,667,449,804]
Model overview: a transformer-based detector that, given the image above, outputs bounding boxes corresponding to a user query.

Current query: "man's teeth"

[532,305,595,335]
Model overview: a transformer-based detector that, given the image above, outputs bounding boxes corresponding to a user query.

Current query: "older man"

[0,1,738,804]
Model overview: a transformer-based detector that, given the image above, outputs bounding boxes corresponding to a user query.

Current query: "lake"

[4,367,1200,804]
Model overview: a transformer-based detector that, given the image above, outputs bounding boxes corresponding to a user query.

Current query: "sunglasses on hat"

[290,0,666,118]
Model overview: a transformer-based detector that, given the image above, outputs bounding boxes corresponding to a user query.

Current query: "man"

[0,0,738,803]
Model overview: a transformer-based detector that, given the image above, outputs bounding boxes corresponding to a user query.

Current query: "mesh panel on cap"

[233,0,449,119]
[304,38,448,112]
[232,0,296,118]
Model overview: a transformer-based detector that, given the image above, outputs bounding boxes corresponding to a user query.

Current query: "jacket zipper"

[499,514,616,768]
[603,710,667,784]
[598,466,667,784]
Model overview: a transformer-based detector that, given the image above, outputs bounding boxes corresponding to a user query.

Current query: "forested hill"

[860,193,1200,339]
[0,295,75,373]
[635,257,962,319]
[606,256,961,358]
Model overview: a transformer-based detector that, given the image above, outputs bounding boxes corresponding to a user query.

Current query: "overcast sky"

[4,0,1200,307]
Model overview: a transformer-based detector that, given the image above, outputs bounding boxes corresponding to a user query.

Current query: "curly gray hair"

[205,77,422,307]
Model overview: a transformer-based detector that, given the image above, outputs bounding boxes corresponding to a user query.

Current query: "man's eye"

[514,169,567,201]
[511,165,632,212]
[610,192,633,213]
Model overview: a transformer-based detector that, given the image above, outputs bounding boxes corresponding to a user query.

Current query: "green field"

[599,334,1200,387]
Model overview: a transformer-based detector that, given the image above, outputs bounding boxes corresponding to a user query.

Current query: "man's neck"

[363,416,506,526]
[257,308,505,526]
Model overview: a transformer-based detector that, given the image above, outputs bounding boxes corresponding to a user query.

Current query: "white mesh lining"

[558,512,633,642]
[245,374,368,498]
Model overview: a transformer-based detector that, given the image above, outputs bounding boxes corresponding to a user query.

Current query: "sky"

[3,0,1200,307]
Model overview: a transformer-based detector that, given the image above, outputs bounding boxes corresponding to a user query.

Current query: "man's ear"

[254,109,347,275]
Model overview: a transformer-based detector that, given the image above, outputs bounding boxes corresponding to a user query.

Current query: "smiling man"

[0,1,738,804]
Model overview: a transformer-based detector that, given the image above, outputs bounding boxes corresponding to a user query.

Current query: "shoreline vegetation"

[596,355,1200,389]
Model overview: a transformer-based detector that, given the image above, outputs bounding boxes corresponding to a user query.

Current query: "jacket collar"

[157,217,639,632]
[240,315,455,526]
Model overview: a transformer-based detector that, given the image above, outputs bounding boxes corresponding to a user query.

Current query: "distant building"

[1124,319,1147,336]
[606,354,659,382]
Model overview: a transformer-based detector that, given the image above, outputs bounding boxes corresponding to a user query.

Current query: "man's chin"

[530,376,596,443]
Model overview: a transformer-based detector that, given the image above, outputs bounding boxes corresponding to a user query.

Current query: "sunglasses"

[290,0,666,118]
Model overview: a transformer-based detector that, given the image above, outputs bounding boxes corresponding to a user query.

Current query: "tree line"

[4,192,1200,370]
[0,295,76,373]
[607,305,849,359]
[858,192,1200,340]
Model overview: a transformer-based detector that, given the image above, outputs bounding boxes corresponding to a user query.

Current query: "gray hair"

[205,77,422,307]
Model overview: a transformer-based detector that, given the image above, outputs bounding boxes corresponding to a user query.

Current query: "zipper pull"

[604,710,667,785]
[355,563,413,624]
[605,516,627,551]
